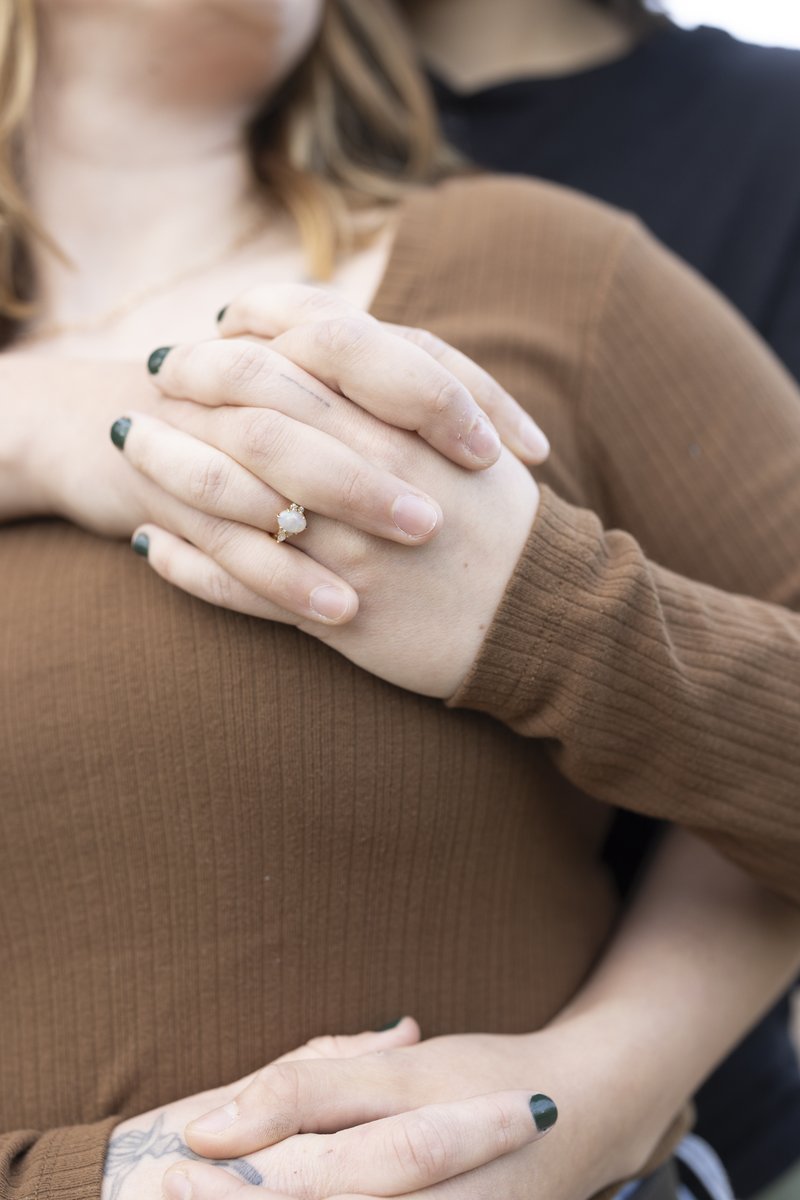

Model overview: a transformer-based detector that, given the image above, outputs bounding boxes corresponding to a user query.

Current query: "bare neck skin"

[405,0,635,90]
[23,1,385,355]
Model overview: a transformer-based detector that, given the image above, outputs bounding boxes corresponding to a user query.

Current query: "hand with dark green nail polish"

[147,346,173,375]
[180,1028,569,1200]
[110,417,132,449]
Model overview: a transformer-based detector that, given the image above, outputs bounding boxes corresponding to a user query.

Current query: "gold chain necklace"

[20,214,268,344]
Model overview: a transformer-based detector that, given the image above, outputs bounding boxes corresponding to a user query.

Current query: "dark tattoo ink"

[103,1113,263,1199]
[279,372,331,407]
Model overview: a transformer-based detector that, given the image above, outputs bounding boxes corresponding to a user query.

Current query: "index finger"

[176,1092,557,1200]
[218,284,549,466]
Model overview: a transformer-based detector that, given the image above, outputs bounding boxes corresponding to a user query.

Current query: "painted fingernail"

[163,1168,193,1200]
[110,417,132,450]
[392,494,439,538]
[467,416,502,462]
[216,305,228,323]
[519,416,550,460]
[529,1094,558,1133]
[378,1017,403,1031]
[147,346,173,375]
[310,585,352,622]
[131,533,150,558]
[190,1101,238,1135]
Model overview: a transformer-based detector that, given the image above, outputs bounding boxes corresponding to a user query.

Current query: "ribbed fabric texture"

[2,177,799,1197]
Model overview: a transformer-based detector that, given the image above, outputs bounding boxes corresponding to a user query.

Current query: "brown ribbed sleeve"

[450,220,800,905]
[0,1120,117,1200]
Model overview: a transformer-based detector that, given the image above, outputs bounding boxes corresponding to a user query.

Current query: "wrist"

[516,1010,681,1191]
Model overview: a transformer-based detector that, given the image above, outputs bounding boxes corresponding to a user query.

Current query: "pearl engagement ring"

[274,502,307,543]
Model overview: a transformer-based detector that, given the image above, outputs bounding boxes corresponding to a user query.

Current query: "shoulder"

[689,26,800,94]
[420,173,633,247]
[396,174,641,305]
[680,27,800,150]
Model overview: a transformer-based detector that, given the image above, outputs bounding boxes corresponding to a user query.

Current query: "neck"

[26,3,288,328]
[405,0,636,89]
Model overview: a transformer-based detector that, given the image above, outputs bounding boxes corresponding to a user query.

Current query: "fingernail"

[190,1100,239,1135]
[466,416,501,462]
[163,1168,193,1200]
[310,585,352,622]
[378,1017,403,1031]
[392,494,439,538]
[147,346,173,375]
[519,417,550,461]
[216,305,228,323]
[110,417,132,450]
[529,1094,558,1133]
[131,533,150,558]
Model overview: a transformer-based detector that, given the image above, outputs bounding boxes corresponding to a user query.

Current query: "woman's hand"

[126,287,543,696]
[166,1020,641,1200]
[101,1023,422,1200]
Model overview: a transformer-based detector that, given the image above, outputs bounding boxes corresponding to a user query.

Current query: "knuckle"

[255,1061,303,1110]
[337,461,375,515]
[402,326,448,360]
[296,287,342,320]
[488,1099,515,1156]
[222,342,275,393]
[390,1115,453,1181]
[200,517,240,560]
[312,316,372,363]
[186,453,233,510]
[304,1034,346,1059]
[426,372,470,423]
[204,563,237,610]
[240,408,289,471]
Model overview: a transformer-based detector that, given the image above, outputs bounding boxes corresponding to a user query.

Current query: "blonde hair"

[0,0,453,332]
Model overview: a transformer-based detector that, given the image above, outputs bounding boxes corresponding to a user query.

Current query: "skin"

[4,3,800,1199]
[92,832,800,1200]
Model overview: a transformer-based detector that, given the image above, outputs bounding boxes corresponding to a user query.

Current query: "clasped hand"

[149,1021,562,1200]
[108,284,546,698]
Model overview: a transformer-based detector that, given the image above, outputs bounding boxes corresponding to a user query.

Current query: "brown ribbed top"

[2,178,799,1198]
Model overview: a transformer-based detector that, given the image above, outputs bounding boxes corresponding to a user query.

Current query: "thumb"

[186,1017,421,1154]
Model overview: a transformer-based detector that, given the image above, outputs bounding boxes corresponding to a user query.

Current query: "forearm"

[544,828,800,1179]
[450,484,800,904]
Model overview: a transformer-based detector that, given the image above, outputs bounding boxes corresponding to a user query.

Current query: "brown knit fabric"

[2,177,799,1198]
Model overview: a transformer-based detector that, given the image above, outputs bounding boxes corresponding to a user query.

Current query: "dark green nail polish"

[147,346,172,375]
[377,1018,403,1032]
[216,305,228,323]
[131,533,150,558]
[110,417,132,450]
[529,1094,557,1133]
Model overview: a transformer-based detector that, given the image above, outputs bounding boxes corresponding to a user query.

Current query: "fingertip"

[375,1015,421,1044]
[308,584,359,625]
[529,1093,558,1134]
[466,415,502,466]
[110,416,132,451]
[131,530,150,558]
[147,346,174,376]
[518,418,550,464]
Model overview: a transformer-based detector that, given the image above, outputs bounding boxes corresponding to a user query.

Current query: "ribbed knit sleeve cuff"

[3,1119,119,1200]
[447,484,597,724]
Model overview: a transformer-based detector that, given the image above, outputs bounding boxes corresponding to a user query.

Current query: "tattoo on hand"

[104,1113,263,1199]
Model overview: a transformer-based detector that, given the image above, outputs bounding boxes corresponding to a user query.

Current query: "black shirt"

[434,24,800,380]
[433,24,800,1198]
